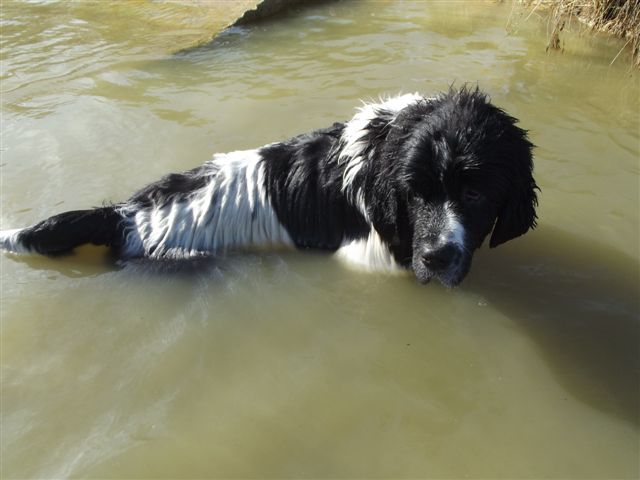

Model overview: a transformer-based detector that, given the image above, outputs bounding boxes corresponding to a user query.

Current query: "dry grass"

[521,0,640,67]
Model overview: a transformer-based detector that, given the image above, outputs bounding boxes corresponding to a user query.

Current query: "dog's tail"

[0,207,125,255]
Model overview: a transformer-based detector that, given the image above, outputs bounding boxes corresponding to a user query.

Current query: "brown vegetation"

[523,0,639,67]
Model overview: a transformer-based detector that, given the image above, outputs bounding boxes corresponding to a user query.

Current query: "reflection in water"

[468,225,639,427]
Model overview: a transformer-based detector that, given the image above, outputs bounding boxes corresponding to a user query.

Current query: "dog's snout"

[421,244,457,271]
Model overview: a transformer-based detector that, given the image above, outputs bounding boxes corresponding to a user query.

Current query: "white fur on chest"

[335,227,400,272]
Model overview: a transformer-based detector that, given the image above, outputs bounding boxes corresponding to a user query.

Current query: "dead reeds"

[522,0,639,67]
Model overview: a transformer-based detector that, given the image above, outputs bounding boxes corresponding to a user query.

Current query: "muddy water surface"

[1,1,639,478]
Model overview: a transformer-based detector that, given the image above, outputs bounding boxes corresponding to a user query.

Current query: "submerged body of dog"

[0,87,538,286]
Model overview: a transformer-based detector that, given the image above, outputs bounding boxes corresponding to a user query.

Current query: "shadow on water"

[4,245,286,284]
[3,245,118,278]
[4,245,228,279]
[467,224,640,427]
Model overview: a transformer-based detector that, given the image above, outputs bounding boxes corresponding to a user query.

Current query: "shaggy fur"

[0,87,538,286]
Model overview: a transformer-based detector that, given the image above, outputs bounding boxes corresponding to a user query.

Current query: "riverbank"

[156,0,639,68]
[521,0,639,67]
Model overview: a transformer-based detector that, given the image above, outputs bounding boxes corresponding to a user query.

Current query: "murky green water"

[1,1,639,478]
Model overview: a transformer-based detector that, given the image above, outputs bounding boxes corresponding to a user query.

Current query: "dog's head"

[361,87,538,286]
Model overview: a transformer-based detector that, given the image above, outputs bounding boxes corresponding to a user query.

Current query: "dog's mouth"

[411,244,471,287]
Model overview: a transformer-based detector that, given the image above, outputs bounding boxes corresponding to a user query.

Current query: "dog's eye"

[462,188,483,203]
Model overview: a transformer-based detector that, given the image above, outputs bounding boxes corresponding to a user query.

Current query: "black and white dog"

[0,87,538,286]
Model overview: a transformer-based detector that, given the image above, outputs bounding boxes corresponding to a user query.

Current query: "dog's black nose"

[421,244,457,271]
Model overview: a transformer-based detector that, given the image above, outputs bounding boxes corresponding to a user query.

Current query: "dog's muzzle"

[412,240,469,287]
[420,243,458,271]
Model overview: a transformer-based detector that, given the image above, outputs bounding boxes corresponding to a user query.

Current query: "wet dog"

[0,87,538,286]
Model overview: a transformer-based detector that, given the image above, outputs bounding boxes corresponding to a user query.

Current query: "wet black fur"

[128,163,213,209]
[18,207,124,255]
[262,86,538,283]
[261,123,369,250]
[6,87,537,285]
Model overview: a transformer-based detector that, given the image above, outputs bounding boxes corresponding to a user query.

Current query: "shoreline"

[518,0,639,67]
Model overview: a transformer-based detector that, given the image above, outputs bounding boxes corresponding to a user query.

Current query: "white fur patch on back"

[340,92,423,191]
[336,227,400,272]
[120,149,293,258]
[338,93,423,220]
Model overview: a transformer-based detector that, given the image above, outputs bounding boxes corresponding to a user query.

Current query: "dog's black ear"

[489,180,538,248]
[489,122,539,248]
